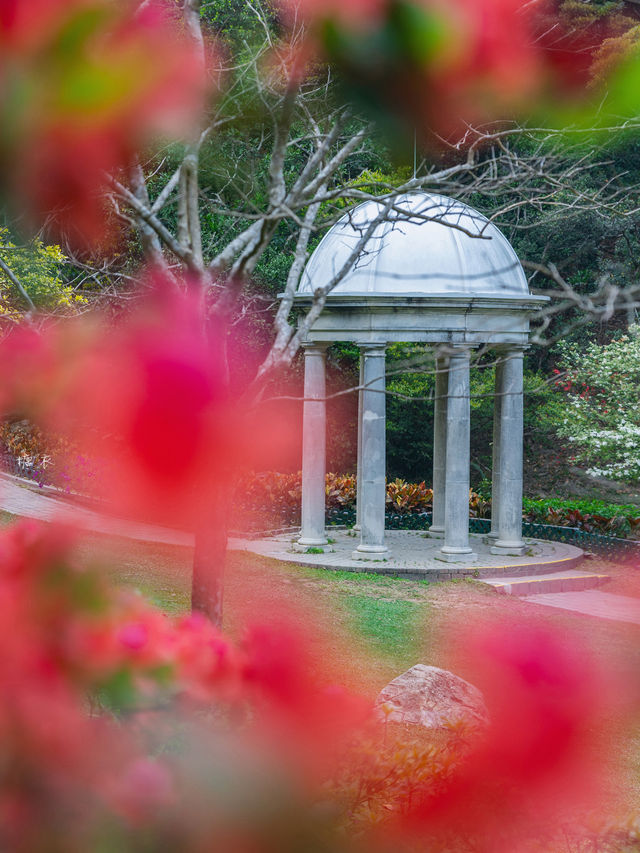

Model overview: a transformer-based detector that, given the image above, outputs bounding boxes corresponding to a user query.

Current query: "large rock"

[375,664,489,729]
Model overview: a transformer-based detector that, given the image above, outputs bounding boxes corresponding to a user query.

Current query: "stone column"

[428,355,448,538]
[353,344,389,559]
[487,355,505,542]
[439,347,477,563]
[354,353,364,534]
[296,343,329,549]
[491,347,526,556]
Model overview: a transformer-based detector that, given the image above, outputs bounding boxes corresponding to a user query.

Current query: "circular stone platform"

[236,529,584,581]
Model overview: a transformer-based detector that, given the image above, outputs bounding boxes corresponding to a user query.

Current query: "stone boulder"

[375,664,489,729]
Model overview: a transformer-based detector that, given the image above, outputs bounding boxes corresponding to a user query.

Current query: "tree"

[98,0,640,623]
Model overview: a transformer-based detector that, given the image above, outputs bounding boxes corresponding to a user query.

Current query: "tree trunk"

[191,481,229,626]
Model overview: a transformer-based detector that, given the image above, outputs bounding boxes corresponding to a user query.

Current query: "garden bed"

[237,471,640,557]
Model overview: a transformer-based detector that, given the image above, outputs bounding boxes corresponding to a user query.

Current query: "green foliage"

[523,497,640,539]
[0,229,84,313]
[201,0,280,49]
[559,0,635,28]
[324,165,413,214]
[385,478,433,513]
[386,347,557,482]
[523,496,640,517]
[469,130,640,357]
[553,327,640,482]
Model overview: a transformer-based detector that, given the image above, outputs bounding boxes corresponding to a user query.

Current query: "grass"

[295,567,427,585]
[345,595,422,661]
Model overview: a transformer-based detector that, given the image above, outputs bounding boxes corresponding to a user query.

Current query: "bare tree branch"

[128,160,167,269]
[107,175,196,268]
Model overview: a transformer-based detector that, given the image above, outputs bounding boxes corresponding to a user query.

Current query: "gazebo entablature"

[287,191,550,565]
[293,293,547,347]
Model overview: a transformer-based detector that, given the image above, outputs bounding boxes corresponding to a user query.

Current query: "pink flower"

[117,622,149,652]
[0,0,207,245]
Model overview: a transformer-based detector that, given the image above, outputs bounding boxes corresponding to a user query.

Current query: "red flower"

[387,616,629,851]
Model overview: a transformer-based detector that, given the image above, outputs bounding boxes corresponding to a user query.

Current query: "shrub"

[0,419,99,493]
[236,472,499,527]
[553,327,640,482]
[236,472,640,538]
[0,228,85,314]
[386,478,433,514]
[523,497,640,539]
[326,472,357,507]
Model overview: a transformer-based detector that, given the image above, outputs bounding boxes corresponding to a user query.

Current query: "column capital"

[358,342,387,355]
[300,341,331,353]
[447,345,473,360]
[494,344,528,355]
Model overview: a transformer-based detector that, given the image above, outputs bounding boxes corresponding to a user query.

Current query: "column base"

[352,544,389,561]
[427,525,445,539]
[294,536,328,552]
[436,547,477,564]
[490,541,526,556]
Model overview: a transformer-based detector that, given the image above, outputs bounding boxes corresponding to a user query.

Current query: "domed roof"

[298,192,528,298]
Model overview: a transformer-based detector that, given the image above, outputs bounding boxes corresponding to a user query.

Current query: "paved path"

[524,590,640,625]
[0,474,193,546]
[1,474,638,626]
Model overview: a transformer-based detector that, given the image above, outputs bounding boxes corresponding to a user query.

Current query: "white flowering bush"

[555,327,640,482]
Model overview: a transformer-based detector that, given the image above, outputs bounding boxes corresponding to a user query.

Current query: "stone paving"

[240,527,584,581]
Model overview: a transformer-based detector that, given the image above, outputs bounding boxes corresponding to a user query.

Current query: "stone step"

[481,570,610,596]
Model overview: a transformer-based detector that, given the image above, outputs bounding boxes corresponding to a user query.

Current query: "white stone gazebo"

[290,192,548,565]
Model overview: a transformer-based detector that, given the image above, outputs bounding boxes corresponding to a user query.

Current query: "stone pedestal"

[353,345,389,559]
